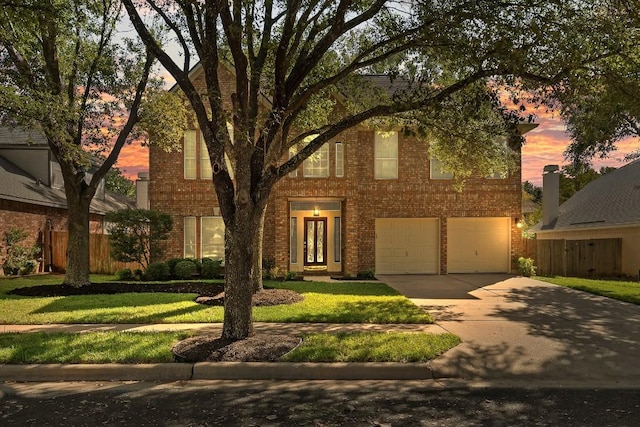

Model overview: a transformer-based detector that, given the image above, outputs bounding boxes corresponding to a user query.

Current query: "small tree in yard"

[106,208,173,269]
[123,0,636,340]
[1,228,41,276]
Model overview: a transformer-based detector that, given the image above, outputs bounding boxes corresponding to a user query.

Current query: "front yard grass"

[0,275,433,324]
[0,331,458,364]
[539,276,640,305]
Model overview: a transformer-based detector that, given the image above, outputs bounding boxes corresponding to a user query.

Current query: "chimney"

[136,171,150,209]
[542,165,560,227]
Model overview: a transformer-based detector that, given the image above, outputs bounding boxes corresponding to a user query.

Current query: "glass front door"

[304,217,327,267]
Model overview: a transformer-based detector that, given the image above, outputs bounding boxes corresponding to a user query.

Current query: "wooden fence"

[536,238,622,277]
[522,238,537,260]
[49,231,142,274]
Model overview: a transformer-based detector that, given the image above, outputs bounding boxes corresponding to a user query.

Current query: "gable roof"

[0,127,48,146]
[535,159,640,232]
[0,155,133,215]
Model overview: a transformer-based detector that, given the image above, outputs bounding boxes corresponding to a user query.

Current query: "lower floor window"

[201,216,225,260]
[184,217,196,258]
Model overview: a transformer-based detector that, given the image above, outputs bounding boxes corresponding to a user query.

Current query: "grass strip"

[0,331,194,364]
[0,331,459,364]
[538,276,640,305]
[284,332,461,362]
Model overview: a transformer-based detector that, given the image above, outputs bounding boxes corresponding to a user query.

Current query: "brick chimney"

[136,171,150,209]
[542,165,560,228]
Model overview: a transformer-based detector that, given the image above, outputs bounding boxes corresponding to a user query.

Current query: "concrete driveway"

[378,274,640,385]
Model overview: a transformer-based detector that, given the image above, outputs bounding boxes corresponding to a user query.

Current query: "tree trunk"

[63,192,92,287]
[221,206,263,340]
[251,206,266,293]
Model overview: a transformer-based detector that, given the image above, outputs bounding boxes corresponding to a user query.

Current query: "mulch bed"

[172,334,302,362]
[8,282,303,307]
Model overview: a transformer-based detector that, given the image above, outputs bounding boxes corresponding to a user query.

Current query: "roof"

[534,159,640,232]
[0,155,133,215]
[0,127,48,146]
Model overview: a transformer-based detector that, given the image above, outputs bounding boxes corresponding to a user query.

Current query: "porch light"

[515,218,523,228]
[313,207,320,217]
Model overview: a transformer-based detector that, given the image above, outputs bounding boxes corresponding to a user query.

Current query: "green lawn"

[539,276,640,305]
[0,331,458,364]
[0,275,432,324]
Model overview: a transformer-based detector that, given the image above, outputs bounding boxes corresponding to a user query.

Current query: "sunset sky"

[115,107,637,187]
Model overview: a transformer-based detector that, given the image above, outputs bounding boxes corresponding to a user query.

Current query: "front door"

[304,217,327,268]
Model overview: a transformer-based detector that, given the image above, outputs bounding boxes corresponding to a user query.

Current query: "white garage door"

[447,217,510,273]
[375,218,439,274]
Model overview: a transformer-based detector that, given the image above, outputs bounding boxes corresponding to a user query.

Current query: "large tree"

[0,1,184,286]
[122,0,628,340]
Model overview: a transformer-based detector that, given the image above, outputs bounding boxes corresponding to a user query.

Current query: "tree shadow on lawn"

[29,294,216,324]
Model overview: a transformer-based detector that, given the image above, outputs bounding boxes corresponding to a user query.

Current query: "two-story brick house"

[149,65,533,275]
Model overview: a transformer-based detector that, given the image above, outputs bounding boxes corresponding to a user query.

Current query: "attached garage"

[447,217,511,273]
[375,218,439,274]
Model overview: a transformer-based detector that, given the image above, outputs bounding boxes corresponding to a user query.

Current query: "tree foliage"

[105,167,135,197]
[106,208,173,269]
[121,0,633,339]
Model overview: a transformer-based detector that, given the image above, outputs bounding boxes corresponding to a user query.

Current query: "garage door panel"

[447,217,510,273]
[375,218,439,274]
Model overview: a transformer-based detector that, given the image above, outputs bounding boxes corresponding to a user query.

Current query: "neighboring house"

[0,127,133,272]
[533,162,640,277]
[148,65,536,275]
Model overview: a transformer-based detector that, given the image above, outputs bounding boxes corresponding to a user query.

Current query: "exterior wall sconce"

[515,218,523,229]
[313,207,320,217]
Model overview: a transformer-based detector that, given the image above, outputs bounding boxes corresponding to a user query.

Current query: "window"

[201,217,225,259]
[430,157,453,179]
[334,217,341,263]
[304,143,329,177]
[303,142,329,177]
[288,147,298,178]
[200,136,212,179]
[374,131,398,179]
[183,130,197,179]
[290,217,298,264]
[184,217,196,258]
[335,142,344,177]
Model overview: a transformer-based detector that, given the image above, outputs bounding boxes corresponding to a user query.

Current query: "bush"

[1,227,40,276]
[517,257,537,277]
[167,258,199,276]
[284,270,298,281]
[116,268,134,280]
[358,268,376,279]
[133,269,144,280]
[201,259,222,279]
[174,260,196,279]
[145,262,170,281]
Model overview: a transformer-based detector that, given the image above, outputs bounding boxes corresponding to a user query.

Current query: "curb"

[0,362,435,382]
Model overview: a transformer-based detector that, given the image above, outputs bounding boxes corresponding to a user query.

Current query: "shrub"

[133,269,144,280]
[1,227,40,276]
[174,260,196,279]
[517,257,537,277]
[106,208,173,269]
[167,258,198,276]
[145,262,170,281]
[358,268,376,279]
[201,259,222,279]
[284,270,298,281]
[116,268,134,280]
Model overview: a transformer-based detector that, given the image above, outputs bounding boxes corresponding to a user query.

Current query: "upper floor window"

[183,130,197,179]
[288,146,298,178]
[335,142,344,177]
[303,135,329,177]
[374,131,398,179]
[200,137,212,179]
[430,157,453,180]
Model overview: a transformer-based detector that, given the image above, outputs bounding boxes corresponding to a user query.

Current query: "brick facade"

[149,68,523,274]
